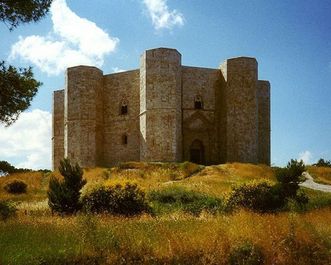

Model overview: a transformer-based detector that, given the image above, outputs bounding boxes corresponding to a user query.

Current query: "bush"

[148,186,223,215]
[4,179,27,194]
[229,241,265,265]
[81,182,149,216]
[276,159,308,205]
[48,158,86,214]
[0,200,17,221]
[226,181,284,213]
[314,158,331,167]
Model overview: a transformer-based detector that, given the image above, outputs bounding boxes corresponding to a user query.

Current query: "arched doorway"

[190,140,205,164]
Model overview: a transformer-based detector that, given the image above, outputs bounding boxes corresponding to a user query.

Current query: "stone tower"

[52,47,270,170]
[140,48,182,162]
[64,66,104,167]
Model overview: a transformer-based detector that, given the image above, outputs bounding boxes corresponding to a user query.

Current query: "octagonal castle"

[52,48,270,170]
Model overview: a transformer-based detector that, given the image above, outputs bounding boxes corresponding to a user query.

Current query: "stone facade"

[52,47,270,169]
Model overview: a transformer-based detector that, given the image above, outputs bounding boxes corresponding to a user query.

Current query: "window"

[122,134,128,145]
[120,101,128,115]
[194,96,203,109]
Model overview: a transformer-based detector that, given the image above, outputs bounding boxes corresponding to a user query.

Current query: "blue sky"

[0,0,330,169]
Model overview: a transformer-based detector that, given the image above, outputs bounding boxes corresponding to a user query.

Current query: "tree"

[0,0,52,30]
[48,158,86,214]
[0,0,52,126]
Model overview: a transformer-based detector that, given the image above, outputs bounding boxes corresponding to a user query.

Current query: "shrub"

[148,186,223,215]
[4,179,27,194]
[81,182,149,216]
[226,181,284,213]
[229,241,265,265]
[314,158,331,167]
[48,158,86,214]
[0,200,17,221]
[276,159,308,205]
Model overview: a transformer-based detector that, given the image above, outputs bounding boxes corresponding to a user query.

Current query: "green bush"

[0,200,17,221]
[4,179,27,194]
[81,182,149,216]
[148,186,223,215]
[229,241,265,265]
[48,158,86,214]
[226,181,283,212]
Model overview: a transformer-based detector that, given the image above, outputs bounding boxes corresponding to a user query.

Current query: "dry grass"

[1,208,330,264]
[307,166,331,185]
[0,162,330,264]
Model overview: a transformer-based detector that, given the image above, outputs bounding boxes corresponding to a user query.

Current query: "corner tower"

[64,66,104,167]
[221,57,259,163]
[139,48,182,162]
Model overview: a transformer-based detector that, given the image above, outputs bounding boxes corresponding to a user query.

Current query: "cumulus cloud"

[142,0,184,30]
[9,0,119,75]
[298,150,313,164]
[0,109,51,169]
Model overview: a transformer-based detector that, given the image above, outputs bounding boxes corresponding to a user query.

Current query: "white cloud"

[112,67,126,73]
[142,0,184,30]
[9,0,119,75]
[0,109,51,169]
[298,150,313,164]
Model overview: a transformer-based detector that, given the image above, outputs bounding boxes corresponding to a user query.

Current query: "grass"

[0,162,331,264]
[0,208,330,264]
[307,165,331,185]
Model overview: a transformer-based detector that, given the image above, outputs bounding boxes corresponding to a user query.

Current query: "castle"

[52,48,270,170]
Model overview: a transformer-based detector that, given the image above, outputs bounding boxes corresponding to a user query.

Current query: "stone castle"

[52,47,270,170]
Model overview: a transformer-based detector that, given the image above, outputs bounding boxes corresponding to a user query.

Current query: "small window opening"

[122,134,128,145]
[120,101,128,115]
[194,96,203,109]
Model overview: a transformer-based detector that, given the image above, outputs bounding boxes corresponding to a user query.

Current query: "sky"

[0,0,330,169]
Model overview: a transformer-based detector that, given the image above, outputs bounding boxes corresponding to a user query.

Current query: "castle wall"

[103,70,140,165]
[181,66,221,164]
[52,48,270,169]
[140,48,182,162]
[221,57,259,163]
[64,66,104,167]
[257,80,271,165]
[52,90,64,170]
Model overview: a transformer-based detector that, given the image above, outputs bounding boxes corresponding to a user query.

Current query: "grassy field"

[307,165,331,185]
[0,162,331,265]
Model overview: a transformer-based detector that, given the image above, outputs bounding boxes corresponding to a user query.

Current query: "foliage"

[0,0,52,30]
[0,160,16,175]
[276,159,306,199]
[226,181,284,212]
[0,200,16,220]
[48,159,86,214]
[4,179,27,194]
[0,62,41,126]
[314,158,331,167]
[148,186,223,215]
[0,1,52,126]
[229,241,265,265]
[81,182,149,216]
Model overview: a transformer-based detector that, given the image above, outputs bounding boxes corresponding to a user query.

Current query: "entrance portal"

[189,140,205,164]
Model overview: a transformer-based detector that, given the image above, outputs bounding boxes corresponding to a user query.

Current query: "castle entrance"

[189,140,205,164]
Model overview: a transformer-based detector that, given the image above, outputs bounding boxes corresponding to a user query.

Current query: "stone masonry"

[52,48,270,170]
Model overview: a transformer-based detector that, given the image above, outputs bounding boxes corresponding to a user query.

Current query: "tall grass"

[307,166,331,185]
[0,208,330,264]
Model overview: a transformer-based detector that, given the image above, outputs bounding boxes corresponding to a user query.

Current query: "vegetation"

[307,165,331,185]
[48,159,86,214]
[4,180,27,194]
[0,200,16,221]
[81,181,149,216]
[148,186,223,215]
[314,158,331,167]
[0,0,52,126]
[0,161,330,264]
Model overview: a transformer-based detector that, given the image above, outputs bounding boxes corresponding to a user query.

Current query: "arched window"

[122,134,128,145]
[120,101,128,115]
[194,96,203,109]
